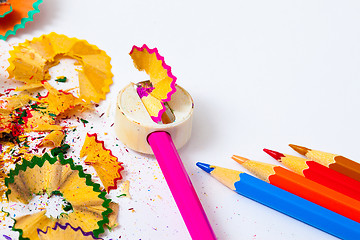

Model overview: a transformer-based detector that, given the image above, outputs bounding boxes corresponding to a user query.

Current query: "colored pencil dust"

[196,162,360,239]
[289,144,360,182]
[232,155,360,223]
[264,149,360,202]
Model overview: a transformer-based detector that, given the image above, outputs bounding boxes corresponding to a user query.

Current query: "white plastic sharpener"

[114,83,194,154]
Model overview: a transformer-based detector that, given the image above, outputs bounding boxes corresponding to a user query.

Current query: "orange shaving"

[0,0,42,40]
[80,133,124,193]
[0,3,11,17]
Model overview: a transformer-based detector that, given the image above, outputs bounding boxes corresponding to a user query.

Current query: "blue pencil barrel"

[236,173,360,240]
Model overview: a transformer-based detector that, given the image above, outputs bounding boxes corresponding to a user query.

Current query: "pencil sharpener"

[115,83,194,154]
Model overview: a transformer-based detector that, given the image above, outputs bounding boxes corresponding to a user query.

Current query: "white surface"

[2,0,360,239]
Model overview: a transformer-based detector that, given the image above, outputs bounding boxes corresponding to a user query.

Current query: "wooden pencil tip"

[289,144,310,156]
[232,155,249,165]
[263,148,285,160]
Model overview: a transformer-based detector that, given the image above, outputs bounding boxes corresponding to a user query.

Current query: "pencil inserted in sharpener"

[115,82,194,154]
[115,80,215,239]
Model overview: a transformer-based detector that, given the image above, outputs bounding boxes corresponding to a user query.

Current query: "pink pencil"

[148,132,216,239]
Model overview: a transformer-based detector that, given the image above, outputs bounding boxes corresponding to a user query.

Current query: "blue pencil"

[197,162,360,240]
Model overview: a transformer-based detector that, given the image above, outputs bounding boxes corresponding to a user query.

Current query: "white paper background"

[2,0,360,239]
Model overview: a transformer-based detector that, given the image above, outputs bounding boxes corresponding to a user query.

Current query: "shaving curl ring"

[7,32,113,103]
[5,153,112,240]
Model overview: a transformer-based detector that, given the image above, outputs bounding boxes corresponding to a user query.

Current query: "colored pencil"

[264,149,360,202]
[196,162,360,239]
[148,132,216,240]
[289,144,360,182]
[232,155,360,223]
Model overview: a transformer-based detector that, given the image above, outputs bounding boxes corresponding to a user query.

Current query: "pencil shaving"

[130,45,177,122]
[7,32,113,103]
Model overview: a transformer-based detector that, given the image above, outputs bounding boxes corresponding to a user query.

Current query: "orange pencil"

[290,144,360,182]
[232,155,360,223]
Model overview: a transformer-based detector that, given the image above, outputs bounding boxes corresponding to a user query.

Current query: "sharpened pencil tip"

[289,144,310,156]
[232,155,250,165]
[263,149,285,160]
[196,162,214,173]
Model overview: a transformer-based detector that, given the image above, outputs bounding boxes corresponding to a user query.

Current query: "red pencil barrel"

[303,161,360,202]
[269,167,360,223]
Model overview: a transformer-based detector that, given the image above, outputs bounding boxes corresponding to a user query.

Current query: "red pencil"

[232,155,360,223]
[264,149,360,202]
[289,144,360,182]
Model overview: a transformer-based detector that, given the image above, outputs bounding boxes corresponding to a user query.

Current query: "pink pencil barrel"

[148,131,216,240]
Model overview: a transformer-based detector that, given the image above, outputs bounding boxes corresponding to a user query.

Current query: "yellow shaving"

[24,111,62,132]
[130,47,174,100]
[129,46,176,121]
[80,133,123,193]
[7,32,113,103]
[9,161,108,238]
[120,180,131,199]
[107,202,120,229]
[38,130,65,148]
[3,94,38,110]
[41,82,90,115]
[139,94,165,120]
